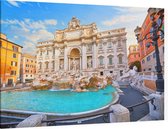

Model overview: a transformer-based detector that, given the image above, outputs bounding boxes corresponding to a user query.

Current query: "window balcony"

[117,64,125,68]
[38,70,42,73]
[98,64,105,68]
[44,69,49,72]
[98,50,104,54]
[51,69,55,72]
[52,55,55,59]
[38,56,43,60]
[107,64,115,69]
[45,56,49,60]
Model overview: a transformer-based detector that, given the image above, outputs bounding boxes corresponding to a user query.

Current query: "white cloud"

[7,1,19,7]
[26,29,53,42]
[1,19,57,30]
[44,19,57,25]
[61,22,65,26]
[22,41,36,54]
[101,7,147,54]
[102,15,137,26]
[14,35,18,39]
[1,19,56,53]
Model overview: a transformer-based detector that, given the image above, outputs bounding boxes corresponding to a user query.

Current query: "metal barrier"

[0,97,155,128]
[126,97,155,111]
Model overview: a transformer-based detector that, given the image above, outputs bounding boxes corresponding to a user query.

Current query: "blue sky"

[1,0,148,54]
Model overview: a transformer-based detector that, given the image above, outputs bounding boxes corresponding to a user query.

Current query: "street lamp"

[134,8,164,93]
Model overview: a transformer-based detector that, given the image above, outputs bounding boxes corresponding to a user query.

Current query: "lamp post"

[134,8,164,93]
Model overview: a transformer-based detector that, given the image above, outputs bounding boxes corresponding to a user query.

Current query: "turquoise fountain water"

[1,85,116,115]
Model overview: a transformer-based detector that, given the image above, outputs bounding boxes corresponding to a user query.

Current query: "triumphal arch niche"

[36,17,127,77]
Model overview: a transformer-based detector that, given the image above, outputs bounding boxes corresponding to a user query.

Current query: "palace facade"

[20,53,36,83]
[0,33,22,87]
[36,17,127,78]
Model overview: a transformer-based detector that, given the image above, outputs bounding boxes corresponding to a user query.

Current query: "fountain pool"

[1,85,118,115]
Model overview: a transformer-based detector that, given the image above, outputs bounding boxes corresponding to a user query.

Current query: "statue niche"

[69,48,80,71]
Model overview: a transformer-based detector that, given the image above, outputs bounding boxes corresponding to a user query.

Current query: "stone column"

[68,57,70,70]
[80,56,82,70]
[122,39,127,65]
[82,43,87,70]
[92,42,97,69]
[113,41,118,68]
[109,104,130,122]
[64,46,68,71]
[104,42,108,69]
[3,83,6,88]
[55,48,59,71]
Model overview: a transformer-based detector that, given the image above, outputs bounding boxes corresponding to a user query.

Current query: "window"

[133,47,136,51]
[8,79,13,85]
[27,59,29,62]
[30,75,32,77]
[13,53,16,58]
[45,62,49,69]
[150,28,154,37]
[26,75,28,77]
[12,46,18,52]
[153,52,156,58]
[99,56,104,66]
[39,62,42,69]
[0,41,2,47]
[11,61,17,66]
[120,70,123,76]
[107,42,112,48]
[10,71,16,75]
[53,48,55,55]
[110,71,113,73]
[100,71,104,76]
[147,56,151,61]
[47,50,49,55]
[142,59,145,64]
[52,61,55,69]
[118,55,123,64]
[108,55,113,65]
[118,40,121,47]
[160,31,164,40]
[99,43,103,49]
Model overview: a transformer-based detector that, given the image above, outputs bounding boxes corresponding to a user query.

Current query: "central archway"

[70,48,80,58]
[69,48,80,71]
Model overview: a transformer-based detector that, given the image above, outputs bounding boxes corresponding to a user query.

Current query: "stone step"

[138,114,157,121]
[116,88,124,95]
